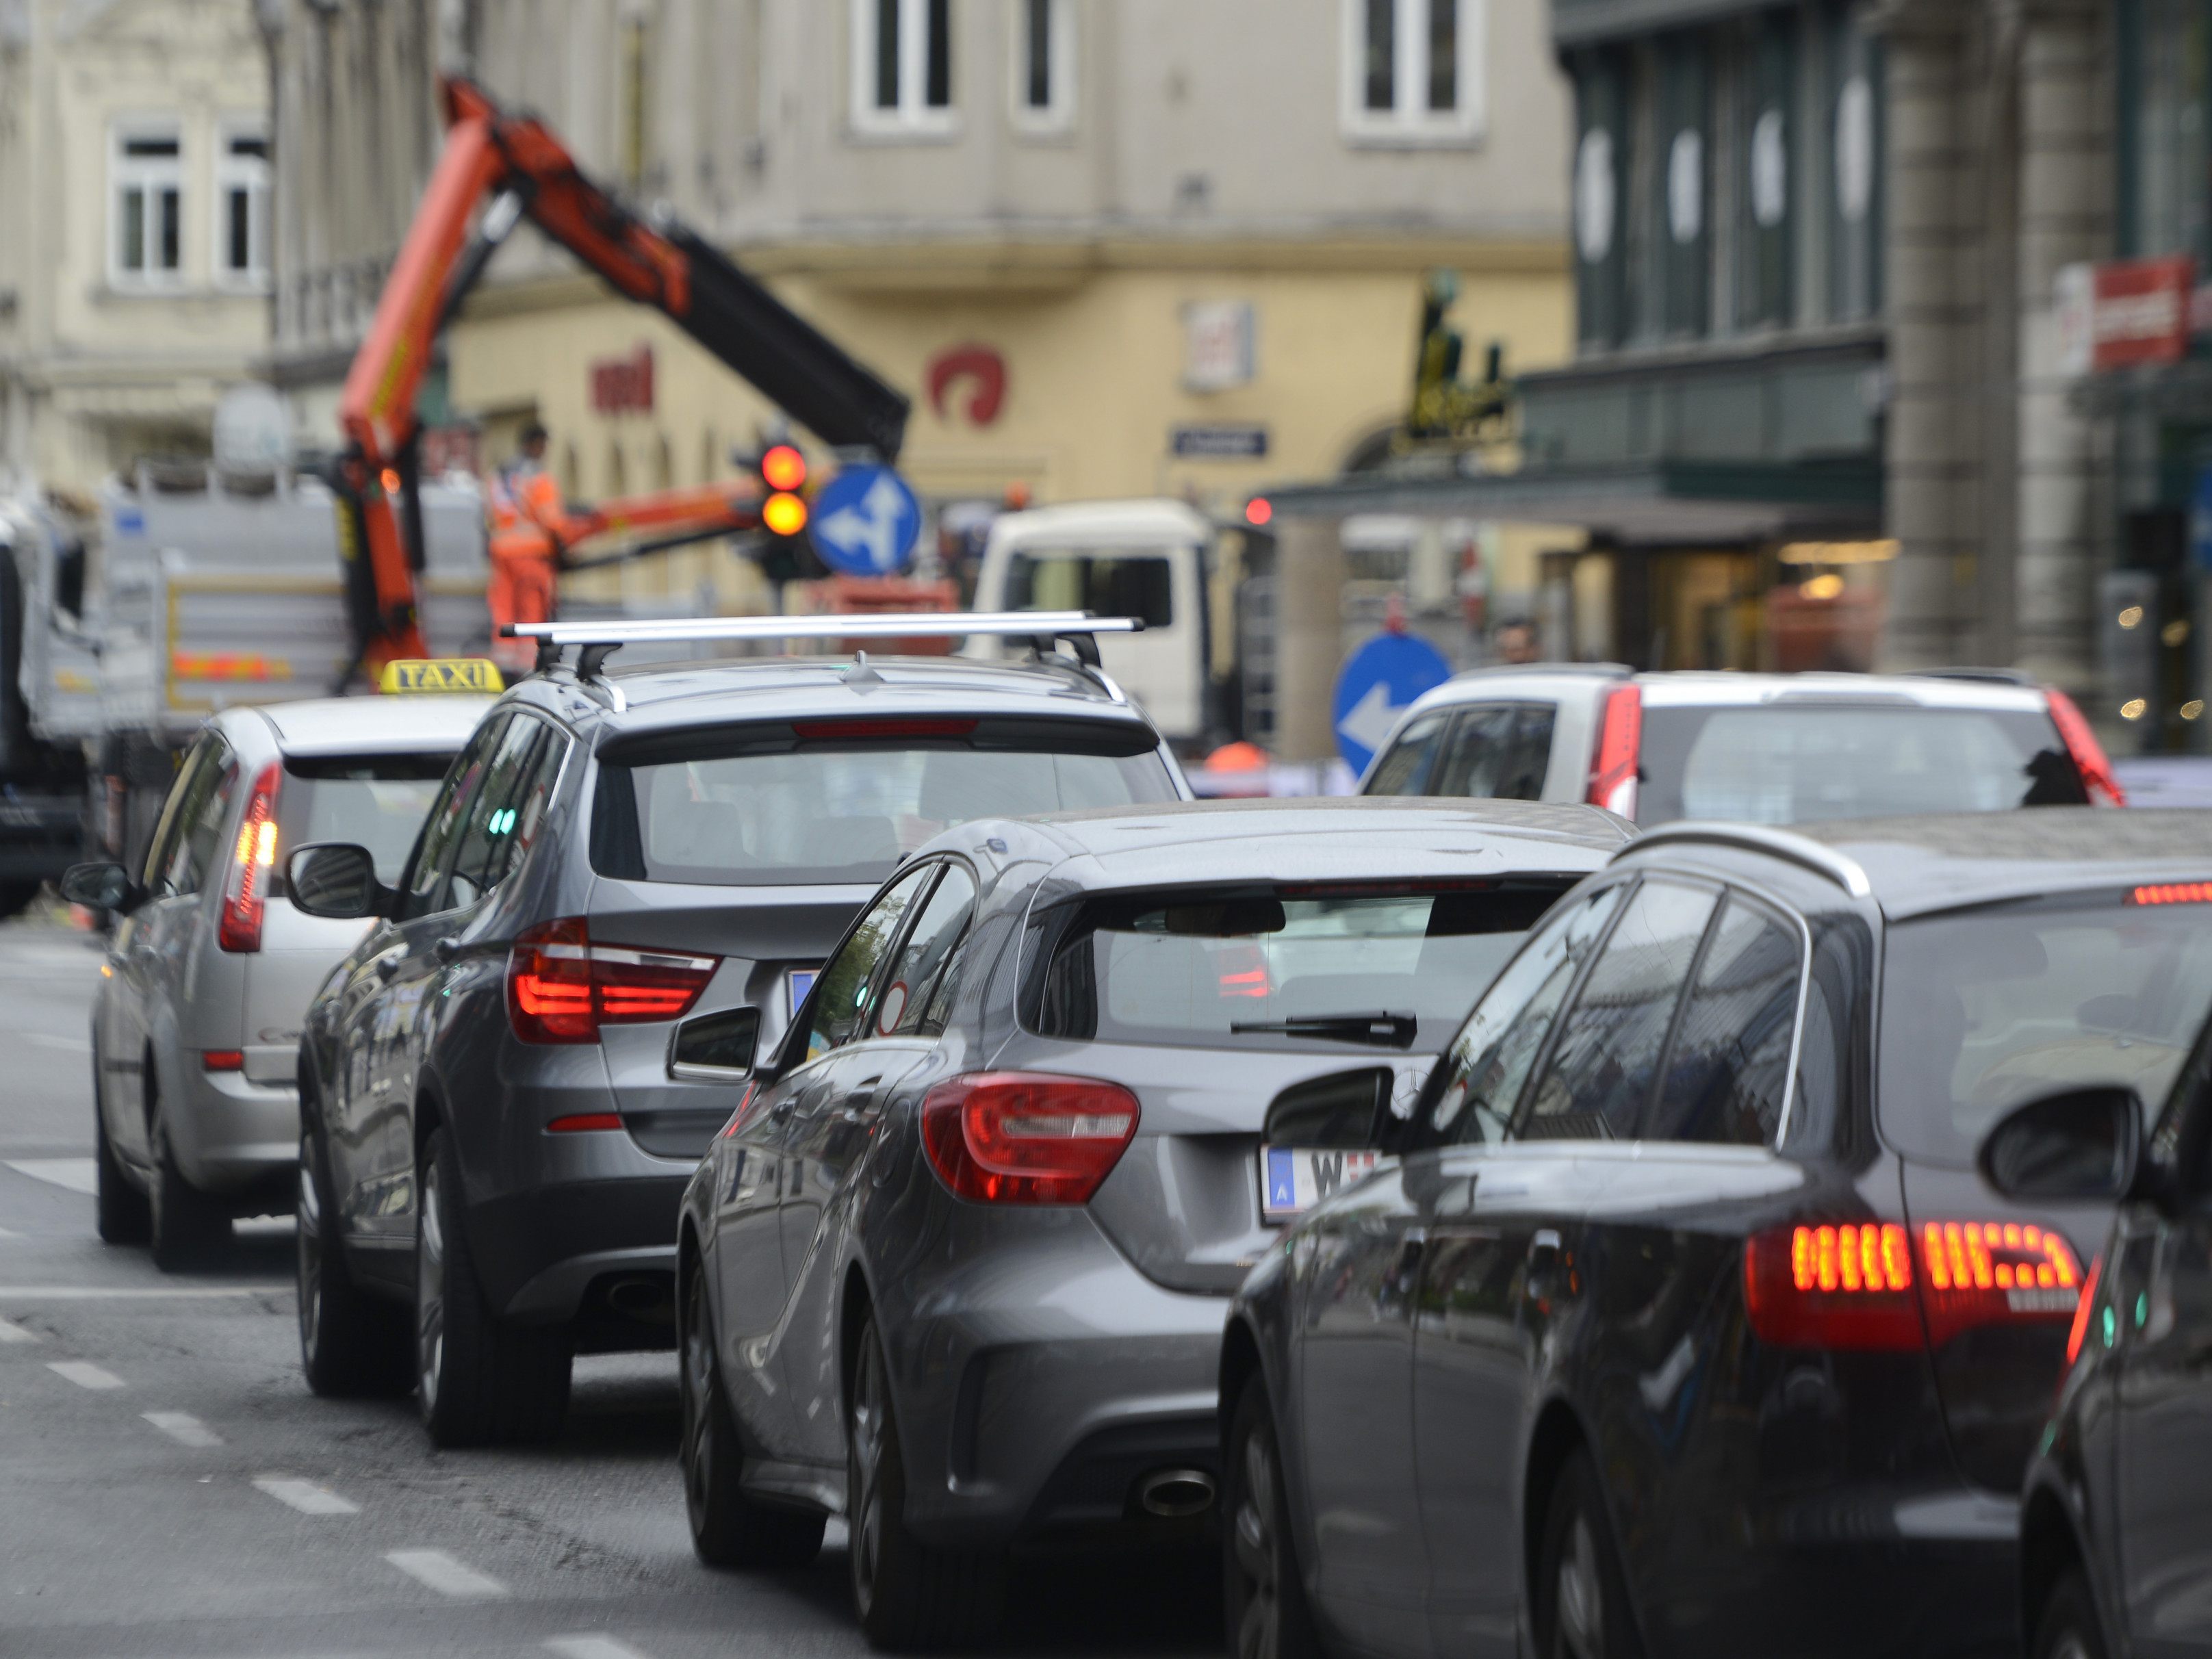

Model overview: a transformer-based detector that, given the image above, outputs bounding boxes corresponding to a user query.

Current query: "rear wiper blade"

[1227,1011,1418,1049]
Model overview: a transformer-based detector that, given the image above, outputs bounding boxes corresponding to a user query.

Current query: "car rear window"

[591,720,1178,887]
[278,753,454,886]
[1029,880,1572,1053]
[1878,893,2212,1166]
[1637,704,2087,825]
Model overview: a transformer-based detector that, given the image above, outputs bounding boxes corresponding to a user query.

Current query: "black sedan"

[1220,810,2212,1659]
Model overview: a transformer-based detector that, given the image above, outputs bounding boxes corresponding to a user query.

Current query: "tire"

[2031,1570,2109,1659]
[1223,1373,1325,1659]
[92,1043,150,1246]
[845,1311,1003,1650]
[0,880,40,920]
[297,1127,409,1397]
[681,1263,825,1568]
[1534,1450,1643,1659]
[415,1125,571,1447]
[146,1075,231,1271]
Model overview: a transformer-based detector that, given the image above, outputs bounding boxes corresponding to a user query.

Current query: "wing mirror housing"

[668,1006,761,1082]
[1978,1085,2152,1207]
[285,843,390,921]
[59,861,138,914]
[1264,1067,1399,1153]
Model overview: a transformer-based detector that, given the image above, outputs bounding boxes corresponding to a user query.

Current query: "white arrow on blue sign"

[1332,631,1452,774]
[810,463,923,576]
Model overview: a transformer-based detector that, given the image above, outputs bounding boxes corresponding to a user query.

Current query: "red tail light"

[2066,1255,2103,1366]
[201,1049,244,1072]
[218,762,283,953]
[506,918,719,1044]
[921,1072,1140,1205]
[545,1113,624,1133]
[1746,1219,2085,1352]
[2045,688,2126,806]
[1586,684,1642,818]
[2131,882,2212,906]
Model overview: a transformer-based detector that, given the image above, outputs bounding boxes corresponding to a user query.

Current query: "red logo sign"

[590,344,655,415]
[2091,257,2194,371]
[926,344,1006,426]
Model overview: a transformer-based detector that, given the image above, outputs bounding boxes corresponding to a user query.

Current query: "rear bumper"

[467,1167,693,1342]
[170,1066,296,1203]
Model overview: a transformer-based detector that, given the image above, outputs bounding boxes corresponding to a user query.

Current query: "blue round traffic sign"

[809,464,923,576]
[1332,631,1452,773]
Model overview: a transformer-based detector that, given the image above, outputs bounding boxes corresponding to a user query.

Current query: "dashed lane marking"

[16,1033,90,1052]
[0,1315,37,1342]
[5,1159,98,1194]
[546,1637,656,1659]
[253,1476,359,1515]
[144,1411,222,1447]
[48,1360,124,1389]
[385,1549,508,1599]
[0,1285,286,1298]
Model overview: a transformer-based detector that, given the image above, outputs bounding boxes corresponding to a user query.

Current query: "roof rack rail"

[1909,667,2040,688]
[1610,821,1873,899]
[504,610,1142,678]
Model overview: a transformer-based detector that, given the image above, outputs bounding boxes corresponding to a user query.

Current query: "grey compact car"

[64,696,490,1269]
[284,632,1187,1446]
[674,797,1630,1648]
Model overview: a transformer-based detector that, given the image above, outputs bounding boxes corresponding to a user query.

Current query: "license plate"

[787,969,818,1018]
[1259,1146,1380,1222]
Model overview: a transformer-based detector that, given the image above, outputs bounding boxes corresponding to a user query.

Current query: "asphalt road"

[0,914,1219,1659]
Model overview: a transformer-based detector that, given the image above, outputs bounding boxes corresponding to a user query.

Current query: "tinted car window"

[448,717,554,908]
[880,862,977,1037]
[277,753,454,886]
[1430,704,1556,801]
[142,737,214,888]
[1005,551,1174,628]
[1519,879,1718,1140]
[400,715,506,920]
[1363,710,1448,795]
[1647,897,1802,1146]
[1879,895,2212,1167]
[1636,704,2087,825]
[1424,882,1627,1146]
[802,864,934,1062]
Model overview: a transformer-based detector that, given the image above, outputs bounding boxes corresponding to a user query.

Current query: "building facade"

[0,0,271,493]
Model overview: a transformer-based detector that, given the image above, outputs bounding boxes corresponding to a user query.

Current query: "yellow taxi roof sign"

[378,658,504,695]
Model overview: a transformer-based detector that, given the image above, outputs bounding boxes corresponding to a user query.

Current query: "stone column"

[1272,515,1348,763]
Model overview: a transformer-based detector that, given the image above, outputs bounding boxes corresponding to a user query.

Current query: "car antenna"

[843,650,885,687]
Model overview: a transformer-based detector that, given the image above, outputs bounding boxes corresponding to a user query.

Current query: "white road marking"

[48,1360,124,1389]
[0,1224,21,1238]
[16,1033,90,1053]
[254,1476,358,1515]
[0,1285,285,1299]
[385,1549,507,1599]
[144,1411,222,1447]
[546,1637,655,1659]
[5,1159,98,1194]
[0,1315,38,1342]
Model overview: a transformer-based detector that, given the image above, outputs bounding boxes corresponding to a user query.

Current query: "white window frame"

[1010,0,1075,136]
[849,0,958,138]
[110,118,185,290]
[214,119,270,290]
[1340,0,1487,146]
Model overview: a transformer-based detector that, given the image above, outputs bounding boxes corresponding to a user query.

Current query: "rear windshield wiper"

[1228,1012,1418,1049]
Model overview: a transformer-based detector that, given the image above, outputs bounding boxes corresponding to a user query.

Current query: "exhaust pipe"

[604,1276,670,1317]
[1137,1467,1216,1519]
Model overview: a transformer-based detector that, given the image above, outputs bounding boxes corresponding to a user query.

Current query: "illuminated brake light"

[2132,882,2212,906]
[2045,688,2127,806]
[1586,684,1642,818]
[921,1072,1140,1205]
[201,1050,244,1072]
[506,918,719,1045]
[218,762,283,953]
[1748,1218,2085,1352]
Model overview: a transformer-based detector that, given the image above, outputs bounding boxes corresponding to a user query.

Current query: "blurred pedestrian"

[1493,618,1541,665]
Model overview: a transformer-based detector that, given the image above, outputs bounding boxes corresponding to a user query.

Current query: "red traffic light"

[1244,496,1274,528]
[760,444,807,493]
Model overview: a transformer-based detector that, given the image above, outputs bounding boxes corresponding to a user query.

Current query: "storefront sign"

[1183,302,1256,391]
[2057,257,2196,376]
[589,344,654,414]
[926,344,1006,425]
[1170,424,1269,460]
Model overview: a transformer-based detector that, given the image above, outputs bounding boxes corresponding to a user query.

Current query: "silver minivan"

[70,696,490,1268]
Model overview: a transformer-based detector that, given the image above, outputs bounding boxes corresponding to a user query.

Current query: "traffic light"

[749,442,812,584]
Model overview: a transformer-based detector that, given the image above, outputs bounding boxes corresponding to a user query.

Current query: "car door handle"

[836,1077,885,1124]
[432,937,460,964]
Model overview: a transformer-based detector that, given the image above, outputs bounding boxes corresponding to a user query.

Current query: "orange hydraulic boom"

[333,77,909,679]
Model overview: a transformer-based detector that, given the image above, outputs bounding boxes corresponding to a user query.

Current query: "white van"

[966,500,1211,745]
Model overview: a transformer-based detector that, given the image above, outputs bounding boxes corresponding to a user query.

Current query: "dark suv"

[285,619,1185,1445]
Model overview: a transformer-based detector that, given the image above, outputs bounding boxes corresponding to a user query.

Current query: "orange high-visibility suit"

[486,461,578,672]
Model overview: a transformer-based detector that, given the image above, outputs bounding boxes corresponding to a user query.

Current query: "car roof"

[943,798,1631,891]
[1618,808,2212,920]
[236,695,495,755]
[538,652,1151,738]
[1405,666,2050,717]
[986,498,1211,550]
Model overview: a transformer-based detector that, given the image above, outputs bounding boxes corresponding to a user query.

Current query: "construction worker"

[486,422,582,673]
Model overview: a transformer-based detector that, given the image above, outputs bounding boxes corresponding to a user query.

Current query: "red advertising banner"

[2092,256,2195,371]
[589,344,655,414]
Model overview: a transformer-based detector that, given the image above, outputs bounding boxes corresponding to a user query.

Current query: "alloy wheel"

[1232,1423,1283,1659]
[847,1335,888,1613]
[1556,1516,1604,1659]
[416,1161,446,1412]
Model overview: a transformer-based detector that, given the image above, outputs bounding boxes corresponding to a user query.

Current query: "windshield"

[1637,705,2086,825]
[1004,550,1176,627]
[1030,882,1569,1053]
[1879,894,2212,1166]
[595,739,1178,886]
[277,753,454,886]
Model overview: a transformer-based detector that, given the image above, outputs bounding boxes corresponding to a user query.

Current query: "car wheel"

[1224,1373,1325,1659]
[297,1129,408,1397]
[1534,1449,1643,1659]
[414,1125,571,1447]
[845,1310,1003,1650]
[146,1077,230,1271]
[92,1043,150,1246]
[682,1265,825,1568]
[2033,1571,2109,1659]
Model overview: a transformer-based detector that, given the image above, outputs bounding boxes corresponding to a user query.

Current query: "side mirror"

[1265,1067,1395,1151]
[669,1006,761,1082]
[285,843,387,921]
[60,862,136,913]
[1979,1086,2146,1205]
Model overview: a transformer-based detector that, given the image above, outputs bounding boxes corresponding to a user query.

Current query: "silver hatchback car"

[676,797,1629,1648]
[67,696,490,1268]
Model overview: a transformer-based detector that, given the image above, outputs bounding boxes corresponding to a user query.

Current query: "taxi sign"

[378,658,504,694]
